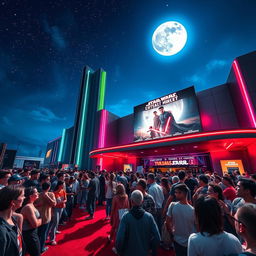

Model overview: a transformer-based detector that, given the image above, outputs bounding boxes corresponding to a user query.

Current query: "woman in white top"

[105,173,116,220]
[188,197,242,256]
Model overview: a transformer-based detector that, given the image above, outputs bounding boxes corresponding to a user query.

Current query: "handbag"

[161,223,174,245]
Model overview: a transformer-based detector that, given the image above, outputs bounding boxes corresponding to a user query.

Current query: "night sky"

[1,0,256,157]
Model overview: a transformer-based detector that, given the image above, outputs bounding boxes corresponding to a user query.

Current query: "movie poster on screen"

[133,86,202,142]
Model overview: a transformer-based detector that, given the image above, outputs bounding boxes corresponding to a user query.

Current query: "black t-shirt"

[88,179,96,197]
[185,178,198,194]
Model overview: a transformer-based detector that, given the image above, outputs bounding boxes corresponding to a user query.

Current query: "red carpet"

[44,206,174,256]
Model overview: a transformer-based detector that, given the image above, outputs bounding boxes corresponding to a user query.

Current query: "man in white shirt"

[147,173,164,233]
[166,183,195,256]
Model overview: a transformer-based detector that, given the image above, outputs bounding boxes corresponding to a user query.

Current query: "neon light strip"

[97,109,108,168]
[76,70,91,166]
[58,128,66,162]
[90,129,256,155]
[97,71,106,111]
[98,109,107,148]
[225,142,233,150]
[232,60,256,128]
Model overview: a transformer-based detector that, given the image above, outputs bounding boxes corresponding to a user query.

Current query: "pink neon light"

[225,142,233,150]
[232,60,256,128]
[97,109,108,168]
[90,129,256,155]
[98,109,107,148]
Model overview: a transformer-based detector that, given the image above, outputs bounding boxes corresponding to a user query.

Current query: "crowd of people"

[0,167,256,256]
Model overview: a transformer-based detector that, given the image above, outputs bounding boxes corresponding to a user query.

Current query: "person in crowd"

[207,183,236,235]
[192,174,209,202]
[49,170,57,185]
[98,170,106,206]
[20,169,30,181]
[21,187,42,256]
[85,172,97,220]
[161,177,171,208]
[187,197,242,256]
[116,190,161,256]
[72,172,80,208]
[48,180,67,245]
[0,170,11,189]
[232,203,256,256]
[36,182,56,253]
[165,184,196,256]
[163,170,190,216]
[0,185,25,256]
[51,172,65,191]
[65,176,75,220]
[232,178,256,215]
[94,172,100,205]
[185,170,198,196]
[79,173,90,209]
[109,184,130,245]
[37,173,50,193]
[105,173,117,220]
[8,174,25,186]
[172,175,180,185]
[117,171,128,190]
[222,176,237,203]
[23,170,40,188]
[129,173,138,192]
[147,173,164,232]
[136,178,156,217]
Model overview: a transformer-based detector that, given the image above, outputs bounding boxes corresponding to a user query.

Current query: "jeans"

[155,208,163,235]
[86,195,96,217]
[37,222,50,252]
[173,241,188,256]
[22,228,41,256]
[48,208,63,241]
[106,198,113,216]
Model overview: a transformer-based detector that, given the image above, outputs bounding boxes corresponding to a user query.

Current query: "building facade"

[45,51,256,175]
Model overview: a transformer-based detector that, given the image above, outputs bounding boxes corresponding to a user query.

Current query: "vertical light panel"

[97,109,108,169]
[76,70,91,166]
[97,71,106,111]
[98,109,107,148]
[232,60,256,128]
[57,128,67,162]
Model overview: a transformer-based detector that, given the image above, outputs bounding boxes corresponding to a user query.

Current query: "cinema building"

[44,51,256,175]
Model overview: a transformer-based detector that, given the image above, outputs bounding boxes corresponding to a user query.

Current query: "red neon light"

[232,60,256,128]
[225,142,233,150]
[90,129,256,155]
[164,116,171,133]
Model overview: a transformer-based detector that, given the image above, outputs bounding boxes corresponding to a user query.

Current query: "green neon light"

[76,70,90,166]
[58,128,66,162]
[97,71,106,111]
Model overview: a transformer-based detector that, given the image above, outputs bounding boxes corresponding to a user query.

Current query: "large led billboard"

[134,86,201,141]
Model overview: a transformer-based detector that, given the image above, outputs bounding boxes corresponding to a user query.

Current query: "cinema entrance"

[144,153,212,173]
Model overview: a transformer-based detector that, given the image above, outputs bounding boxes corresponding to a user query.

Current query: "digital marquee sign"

[134,86,202,141]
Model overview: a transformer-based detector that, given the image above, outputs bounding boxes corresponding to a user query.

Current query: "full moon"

[152,21,187,56]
